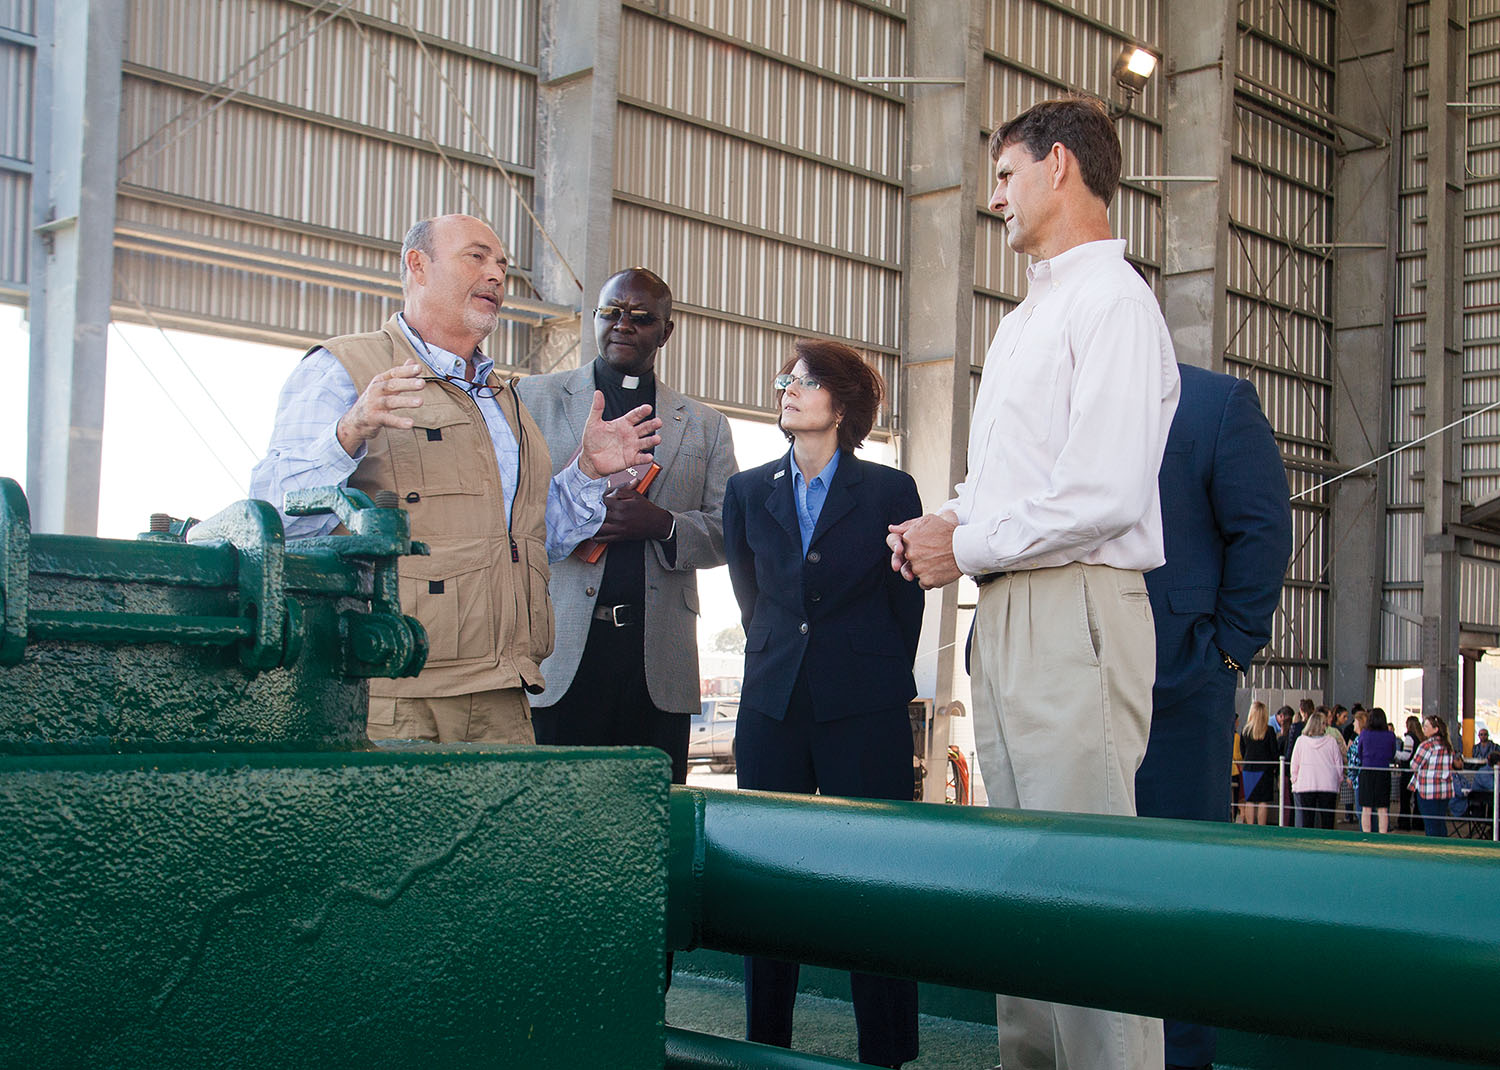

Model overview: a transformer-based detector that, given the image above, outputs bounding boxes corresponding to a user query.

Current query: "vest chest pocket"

[398,552,496,665]
[386,397,487,498]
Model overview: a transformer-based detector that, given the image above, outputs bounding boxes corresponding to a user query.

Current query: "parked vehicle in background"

[690,699,738,773]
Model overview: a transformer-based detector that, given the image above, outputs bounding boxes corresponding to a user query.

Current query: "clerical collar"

[593,355,651,392]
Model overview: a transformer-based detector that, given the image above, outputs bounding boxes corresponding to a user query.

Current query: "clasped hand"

[887,511,961,589]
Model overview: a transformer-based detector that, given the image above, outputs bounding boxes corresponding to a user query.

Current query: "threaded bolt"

[373,491,399,509]
[149,513,172,533]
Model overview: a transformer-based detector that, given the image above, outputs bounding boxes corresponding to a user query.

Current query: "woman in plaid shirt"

[1409,714,1457,837]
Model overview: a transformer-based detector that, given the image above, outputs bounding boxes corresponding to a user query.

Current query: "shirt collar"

[1026,238,1128,291]
[791,448,840,490]
[397,313,494,384]
[593,355,653,392]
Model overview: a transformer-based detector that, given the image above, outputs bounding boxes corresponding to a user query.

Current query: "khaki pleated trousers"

[969,562,1163,1070]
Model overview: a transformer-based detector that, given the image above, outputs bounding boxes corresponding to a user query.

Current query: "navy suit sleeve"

[1210,379,1293,667]
[722,475,759,632]
[886,473,925,661]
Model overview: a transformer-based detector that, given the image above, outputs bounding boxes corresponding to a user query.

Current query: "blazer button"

[810,592,822,603]
[806,551,821,564]
[586,586,596,597]
[798,622,808,634]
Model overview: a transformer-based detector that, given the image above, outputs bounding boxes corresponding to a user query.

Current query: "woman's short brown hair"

[777,339,885,453]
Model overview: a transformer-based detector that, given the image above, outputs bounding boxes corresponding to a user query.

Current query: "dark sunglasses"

[595,305,659,326]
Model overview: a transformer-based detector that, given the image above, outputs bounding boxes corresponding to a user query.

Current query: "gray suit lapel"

[651,378,687,480]
[560,363,596,460]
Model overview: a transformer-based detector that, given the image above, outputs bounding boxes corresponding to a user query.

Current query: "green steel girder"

[667,786,1500,1065]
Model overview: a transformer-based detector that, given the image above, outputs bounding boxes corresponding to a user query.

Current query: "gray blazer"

[517,363,737,713]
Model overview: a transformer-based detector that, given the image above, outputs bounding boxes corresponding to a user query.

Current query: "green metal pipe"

[664,1027,870,1069]
[668,786,1500,1064]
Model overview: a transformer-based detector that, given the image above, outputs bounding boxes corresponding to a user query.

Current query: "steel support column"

[1329,1,1403,705]
[1421,0,1464,729]
[1162,0,1235,377]
[900,0,984,733]
[25,0,124,535]
[531,0,621,371]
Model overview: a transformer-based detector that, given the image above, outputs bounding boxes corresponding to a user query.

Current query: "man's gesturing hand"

[594,480,674,543]
[887,511,962,589]
[578,390,664,479]
[336,360,426,457]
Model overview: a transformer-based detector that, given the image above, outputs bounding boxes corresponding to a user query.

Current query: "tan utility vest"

[321,314,555,699]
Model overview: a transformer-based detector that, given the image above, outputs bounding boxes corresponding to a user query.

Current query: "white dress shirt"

[945,239,1179,575]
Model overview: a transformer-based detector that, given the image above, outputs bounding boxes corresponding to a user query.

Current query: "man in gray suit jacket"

[517,268,737,781]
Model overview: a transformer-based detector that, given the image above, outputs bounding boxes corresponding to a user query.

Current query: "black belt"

[593,603,639,627]
[974,571,1009,587]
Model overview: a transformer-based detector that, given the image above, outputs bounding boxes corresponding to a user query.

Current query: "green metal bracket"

[0,478,28,667]
[186,499,301,671]
[278,486,428,677]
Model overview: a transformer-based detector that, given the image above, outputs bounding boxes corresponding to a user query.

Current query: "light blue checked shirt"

[249,314,605,561]
[792,448,840,557]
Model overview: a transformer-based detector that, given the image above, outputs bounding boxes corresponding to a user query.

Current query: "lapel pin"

[773,469,784,480]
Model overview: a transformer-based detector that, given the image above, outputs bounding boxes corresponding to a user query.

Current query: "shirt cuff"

[314,419,365,474]
[951,520,996,577]
[562,457,607,511]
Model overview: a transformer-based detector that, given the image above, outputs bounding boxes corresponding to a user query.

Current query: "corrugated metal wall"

[974,0,1164,398]
[1230,0,1334,691]
[112,0,541,361]
[1462,0,1500,637]
[1387,1,1500,659]
[612,0,906,431]
[0,0,34,302]
[1386,0,1427,663]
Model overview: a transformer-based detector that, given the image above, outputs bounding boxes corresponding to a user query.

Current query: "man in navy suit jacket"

[1137,363,1291,1069]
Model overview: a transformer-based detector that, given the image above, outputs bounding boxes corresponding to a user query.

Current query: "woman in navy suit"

[722,339,923,1069]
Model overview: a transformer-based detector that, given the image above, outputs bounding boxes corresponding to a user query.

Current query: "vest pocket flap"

[1167,586,1217,615]
[409,402,473,431]
[398,543,492,582]
[397,549,496,664]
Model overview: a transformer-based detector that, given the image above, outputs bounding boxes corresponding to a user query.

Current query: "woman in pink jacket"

[1290,710,1344,829]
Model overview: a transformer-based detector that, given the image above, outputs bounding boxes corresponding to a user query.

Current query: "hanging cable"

[1292,400,1500,501]
[384,0,584,292]
[115,276,263,465]
[345,17,491,221]
[108,324,249,495]
[119,0,357,180]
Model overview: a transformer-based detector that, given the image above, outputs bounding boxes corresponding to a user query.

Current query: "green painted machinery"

[3,474,1496,1070]
[0,478,671,1069]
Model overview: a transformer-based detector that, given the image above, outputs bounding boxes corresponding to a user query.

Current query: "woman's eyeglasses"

[595,305,659,326]
[774,373,823,391]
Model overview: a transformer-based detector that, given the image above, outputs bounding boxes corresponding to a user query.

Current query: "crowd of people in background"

[1231,699,1498,838]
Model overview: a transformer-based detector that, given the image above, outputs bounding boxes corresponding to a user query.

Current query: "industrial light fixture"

[1110,44,1158,118]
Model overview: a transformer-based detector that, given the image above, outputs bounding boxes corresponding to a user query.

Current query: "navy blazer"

[723,452,924,722]
[1146,364,1292,707]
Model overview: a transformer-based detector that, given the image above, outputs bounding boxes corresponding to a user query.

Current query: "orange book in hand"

[573,461,661,563]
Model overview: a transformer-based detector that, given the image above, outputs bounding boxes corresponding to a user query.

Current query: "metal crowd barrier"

[666,785,1500,1065]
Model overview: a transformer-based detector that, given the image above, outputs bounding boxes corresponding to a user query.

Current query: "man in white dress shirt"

[889,98,1179,1070]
